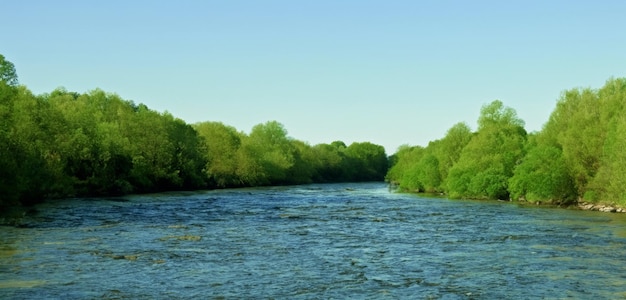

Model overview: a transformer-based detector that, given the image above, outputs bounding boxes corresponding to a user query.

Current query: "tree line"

[387,77,626,207]
[0,55,388,210]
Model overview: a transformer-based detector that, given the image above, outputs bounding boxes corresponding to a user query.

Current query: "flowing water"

[1,182,626,299]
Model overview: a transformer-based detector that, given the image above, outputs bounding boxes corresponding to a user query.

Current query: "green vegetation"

[0,55,388,212]
[388,78,626,208]
[2,53,625,213]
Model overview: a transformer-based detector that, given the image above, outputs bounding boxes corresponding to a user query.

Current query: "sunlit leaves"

[509,143,576,203]
[0,54,18,86]
[239,121,295,185]
[446,101,526,199]
[386,122,472,194]
[194,122,241,187]
[0,53,393,209]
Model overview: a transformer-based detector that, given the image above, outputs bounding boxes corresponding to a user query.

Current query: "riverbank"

[393,186,626,214]
[578,202,626,213]
[0,207,29,226]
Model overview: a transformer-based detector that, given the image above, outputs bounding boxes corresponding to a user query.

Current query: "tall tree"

[310,142,345,182]
[586,78,626,203]
[433,122,473,190]
[345,142,388,181]
[552,88,603,198]
[285,140,316,184]
[0,54,18,86]
[508,136,576,203]
[194,121,242,187]
[386,145,426,192]
[237,121,295,185]
[447,100,526,199]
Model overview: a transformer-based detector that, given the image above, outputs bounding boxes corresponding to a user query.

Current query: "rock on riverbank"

[578,202,626,213]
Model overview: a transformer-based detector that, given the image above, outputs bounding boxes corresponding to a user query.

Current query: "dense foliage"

[0,56,388,210]
[3,53,625,211]
[387,78,626,207]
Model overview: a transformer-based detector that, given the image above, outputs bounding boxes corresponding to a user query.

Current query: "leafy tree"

[236,121,295,185]
[586,78,626,203]
[386,122,472,193]
[285,140,316,184]
[0,54,18,86]
[591,115,626,205]
[551,88,603,198]
[2,52,404,211]
[344,142,388,181]
[505,78,626,205]
[165,115,207,189]
[48,89,135,195]
[447,100,526,199]
[194,121,242,187]
[0,81,23,207]
[432,122,473,191]
[7,86,61,203]
[310,142,345,182]
[415,151,441,192]
[509,138,576,203]
[123,106,182,191]
[386,145,426,192]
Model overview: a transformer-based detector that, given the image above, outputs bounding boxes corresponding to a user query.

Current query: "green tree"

[447,100,526,199]
[586,78,626,203]
[552,88,603,198]
[508,137,576,203]
[345,142,388,181]
[236,121,295,185]
[48,89,135,195]
[165,115,207,189]
[386,122,472,193]
[386,145,426,192]
[285,140,316,184]
[194,121,242,187]
[0,82,77,206]
[0,81,23,207]
[415,150,441,192]
[0,54,18,86]
[310,142,345,182]
[433,123,473,191]
[592,114,626,205]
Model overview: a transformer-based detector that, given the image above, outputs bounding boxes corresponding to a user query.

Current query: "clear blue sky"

[3,0,625,153]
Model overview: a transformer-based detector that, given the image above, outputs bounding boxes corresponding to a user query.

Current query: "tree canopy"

[387,78,626,207]
[0,54,389,210]
[0,54,18,86]
[3,52,626,212]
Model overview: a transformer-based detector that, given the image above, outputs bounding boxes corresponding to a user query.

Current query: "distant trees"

[0,54,389,210]
[193,122,389,188]
[344,142,388,182]
[387,78,626,207]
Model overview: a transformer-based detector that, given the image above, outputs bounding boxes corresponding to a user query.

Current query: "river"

[1,182,626,299]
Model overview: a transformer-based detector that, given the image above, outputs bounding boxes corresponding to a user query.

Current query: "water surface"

[2,182,626,299]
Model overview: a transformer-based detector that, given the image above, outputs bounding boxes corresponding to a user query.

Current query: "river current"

[1,182,626,299]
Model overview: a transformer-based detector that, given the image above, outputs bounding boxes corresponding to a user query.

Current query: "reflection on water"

[1,182,626,299]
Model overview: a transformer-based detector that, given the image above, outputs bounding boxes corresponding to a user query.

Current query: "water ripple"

[2,183,626,299]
